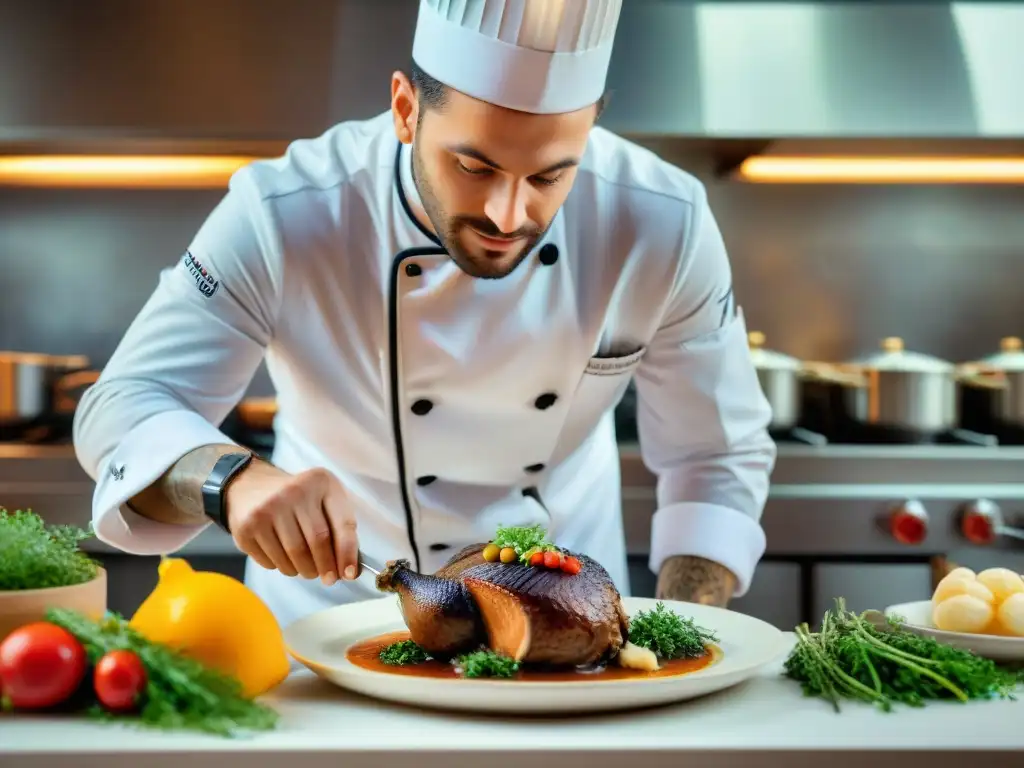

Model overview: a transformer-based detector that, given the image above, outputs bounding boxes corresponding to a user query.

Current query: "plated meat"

[375,543,629,667]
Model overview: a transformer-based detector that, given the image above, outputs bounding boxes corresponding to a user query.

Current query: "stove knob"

[889,500,929,545]
[960,500,1003,545]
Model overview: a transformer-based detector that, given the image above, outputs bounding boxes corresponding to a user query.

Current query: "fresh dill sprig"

[784,598,1021,713]
[627,602,718,659]
[45,608,278,737]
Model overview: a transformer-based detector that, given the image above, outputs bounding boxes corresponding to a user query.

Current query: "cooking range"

[621,421,1024,628]
[620,333,1024,627]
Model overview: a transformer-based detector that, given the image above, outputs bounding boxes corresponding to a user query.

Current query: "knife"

[357,551,383,577]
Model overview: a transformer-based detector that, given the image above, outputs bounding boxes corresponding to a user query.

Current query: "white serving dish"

[883,600,1024,662]
[283,595,791,715]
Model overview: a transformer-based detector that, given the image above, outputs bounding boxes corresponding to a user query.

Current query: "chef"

[73,0,776,631]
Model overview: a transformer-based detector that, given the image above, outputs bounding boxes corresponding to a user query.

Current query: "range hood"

[599,1,1024,139]
[1,1,1021,150]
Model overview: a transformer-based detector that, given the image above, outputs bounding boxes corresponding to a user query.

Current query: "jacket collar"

[394,141,441,247]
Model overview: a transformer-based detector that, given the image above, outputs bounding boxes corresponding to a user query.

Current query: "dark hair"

[409,61,609,118]
[410,62,450,113]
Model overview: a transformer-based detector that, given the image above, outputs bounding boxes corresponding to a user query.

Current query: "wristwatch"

[201,452,254,532]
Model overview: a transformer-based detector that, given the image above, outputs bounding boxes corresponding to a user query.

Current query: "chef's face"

[392,72,598,279]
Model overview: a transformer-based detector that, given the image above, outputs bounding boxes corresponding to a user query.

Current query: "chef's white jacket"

[73,111,776,630]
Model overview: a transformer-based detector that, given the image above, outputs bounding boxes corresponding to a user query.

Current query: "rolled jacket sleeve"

[73,166,283,556]
[634,186,776,597]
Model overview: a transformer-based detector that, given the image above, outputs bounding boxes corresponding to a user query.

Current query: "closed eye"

[531,174,563,187]
[457,160,492,177]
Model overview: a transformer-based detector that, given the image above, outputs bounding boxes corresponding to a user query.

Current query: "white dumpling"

[933,594,994,634]
[977,569,1024,604]
[996,593,1024,637]
[933,577,994,606]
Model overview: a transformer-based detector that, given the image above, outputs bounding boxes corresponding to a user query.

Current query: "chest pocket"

[551,346,646,462]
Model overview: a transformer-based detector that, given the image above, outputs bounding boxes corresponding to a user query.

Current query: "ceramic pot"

[0,568,107,641]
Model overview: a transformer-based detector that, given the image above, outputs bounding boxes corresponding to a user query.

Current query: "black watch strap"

[202,452,254,532]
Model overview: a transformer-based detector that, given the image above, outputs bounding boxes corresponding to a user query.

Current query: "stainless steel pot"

[969,336,1024,428]
[846,337,955,432]
[747,332,802,430]
[840,337,999,434]
[747,331,868,432]
[0,352,94,427]
[0,353,51,424]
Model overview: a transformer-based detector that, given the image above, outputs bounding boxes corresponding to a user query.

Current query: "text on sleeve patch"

[182,251,220,298]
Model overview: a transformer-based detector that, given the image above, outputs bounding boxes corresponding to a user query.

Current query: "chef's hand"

[224,460,359,586]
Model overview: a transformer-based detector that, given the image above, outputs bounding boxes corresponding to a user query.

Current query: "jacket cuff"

[648,502,767,598]
[91,410,235,556]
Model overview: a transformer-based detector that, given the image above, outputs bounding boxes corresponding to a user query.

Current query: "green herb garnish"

[379,640,429,666]
[784,598,1022,713]
[0,508,100,591]
[627,602,718,659]
[456,649,520,679]
[45,608,278,737]
[492,524,557,564]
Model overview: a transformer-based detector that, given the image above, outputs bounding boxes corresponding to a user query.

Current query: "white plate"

[283,595,790,714]
[884,600,1024,662]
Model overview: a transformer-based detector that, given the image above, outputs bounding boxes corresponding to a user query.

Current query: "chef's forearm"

[656,555,737,607]
[127,444,240,525]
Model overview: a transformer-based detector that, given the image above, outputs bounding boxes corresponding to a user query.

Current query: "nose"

[483,179,529,236]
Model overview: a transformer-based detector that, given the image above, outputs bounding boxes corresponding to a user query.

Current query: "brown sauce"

[346,630,718,682]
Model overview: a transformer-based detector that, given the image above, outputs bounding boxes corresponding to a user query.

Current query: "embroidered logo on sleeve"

[109,463,125,481]
[182,251,220,298]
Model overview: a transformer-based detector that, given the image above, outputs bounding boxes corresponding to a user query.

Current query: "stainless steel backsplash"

[2,140,1023,400]
[644,140,1024,365]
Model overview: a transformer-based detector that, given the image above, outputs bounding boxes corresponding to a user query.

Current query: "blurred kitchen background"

[2,0,1024,629]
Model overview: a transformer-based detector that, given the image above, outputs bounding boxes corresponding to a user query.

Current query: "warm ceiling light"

[0,155,261,188]
[737,156,1024,184]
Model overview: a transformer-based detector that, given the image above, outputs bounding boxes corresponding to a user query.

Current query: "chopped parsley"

[627,602,718,659]
[379,640,429,666]
[455,649,520,679]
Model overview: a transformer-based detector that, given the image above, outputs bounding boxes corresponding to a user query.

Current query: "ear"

[391,71,419,145]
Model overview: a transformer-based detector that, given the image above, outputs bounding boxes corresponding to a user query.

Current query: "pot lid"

[0,351,54,365]
[852,337,955,373]
[747,331,802,371]
[979,336,1024,372]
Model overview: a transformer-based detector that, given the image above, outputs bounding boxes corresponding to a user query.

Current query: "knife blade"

[358,551,383,577]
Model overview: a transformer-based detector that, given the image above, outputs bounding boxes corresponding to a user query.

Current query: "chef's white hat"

[412,0,623,115]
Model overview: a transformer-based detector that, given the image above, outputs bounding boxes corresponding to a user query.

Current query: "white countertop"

[2,636,1021,768]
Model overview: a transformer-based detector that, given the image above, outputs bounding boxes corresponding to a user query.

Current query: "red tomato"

[542,550,562,569]
[0,622,87,710]
[529,552,545,566]
[94,650,147,712]
[561,556,582,575]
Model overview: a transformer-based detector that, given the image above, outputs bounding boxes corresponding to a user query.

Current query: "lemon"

[130,558,290,698]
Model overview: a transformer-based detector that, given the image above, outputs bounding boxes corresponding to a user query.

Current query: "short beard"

[411,141,545,280]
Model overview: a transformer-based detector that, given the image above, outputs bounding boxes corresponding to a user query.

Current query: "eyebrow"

[447,143,580,176]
